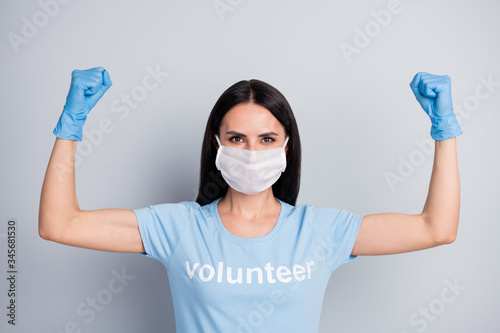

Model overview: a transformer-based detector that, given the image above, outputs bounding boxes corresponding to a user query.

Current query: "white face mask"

[214,134,289,195]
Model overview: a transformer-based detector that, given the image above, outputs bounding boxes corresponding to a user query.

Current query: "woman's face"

[217,102,288,153]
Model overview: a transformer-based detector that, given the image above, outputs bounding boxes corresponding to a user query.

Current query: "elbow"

[422,214,459,245]
[38,210,53,240]
[39,224,65,243]
[447,232,457,244]
[439,234,456,245]
[38,215,63,242]
[39,228,54,241]
[38,220,55,241]
[39,207,53,240]
[434,230,458,245]
[38,226,48,240]
[38,208,78,242]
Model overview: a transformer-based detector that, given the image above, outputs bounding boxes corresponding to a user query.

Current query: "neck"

[218,187,279,220]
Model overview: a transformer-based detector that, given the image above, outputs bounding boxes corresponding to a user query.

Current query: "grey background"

[1,0,499,332]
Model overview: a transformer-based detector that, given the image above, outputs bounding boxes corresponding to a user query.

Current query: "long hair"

[195,79,301,206]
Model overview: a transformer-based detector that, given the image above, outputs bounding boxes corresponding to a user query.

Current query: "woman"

[39,67,462,332]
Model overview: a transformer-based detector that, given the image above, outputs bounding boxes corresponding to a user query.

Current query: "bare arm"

[421,137,460,241]
[38,137,145,253]
[351,136,459,256]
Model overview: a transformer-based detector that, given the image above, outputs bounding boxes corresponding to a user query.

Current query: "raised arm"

[38,68,144,253]
[351,72,462,256]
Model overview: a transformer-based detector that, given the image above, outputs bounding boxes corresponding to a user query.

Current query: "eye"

[229,136,243,143]
[262,137,275,143]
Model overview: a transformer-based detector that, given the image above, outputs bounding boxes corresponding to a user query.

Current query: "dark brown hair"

[195,79,301,206]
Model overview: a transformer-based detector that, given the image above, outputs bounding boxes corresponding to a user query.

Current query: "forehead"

[220,103,284,133]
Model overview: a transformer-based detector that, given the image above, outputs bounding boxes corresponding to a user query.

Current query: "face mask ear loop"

[215,134,222,148]
[283,135,290,150]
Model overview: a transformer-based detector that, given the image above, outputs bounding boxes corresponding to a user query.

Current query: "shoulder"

[137,200,201,220]
[285,201,344,221]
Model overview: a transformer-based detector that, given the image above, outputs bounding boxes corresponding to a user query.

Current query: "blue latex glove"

[53,67,112,141]
[409,72,463,141]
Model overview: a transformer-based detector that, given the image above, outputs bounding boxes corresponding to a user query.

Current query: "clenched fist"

[409,72,463,141]
[53,67,112,141]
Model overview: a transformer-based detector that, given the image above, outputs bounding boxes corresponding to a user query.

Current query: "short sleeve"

[306,205,364,272]
[132,201,191,268]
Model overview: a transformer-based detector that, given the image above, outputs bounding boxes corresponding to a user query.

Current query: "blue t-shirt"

[133,197,363,333]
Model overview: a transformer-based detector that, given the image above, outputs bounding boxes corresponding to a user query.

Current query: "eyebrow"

[226,131,279,137]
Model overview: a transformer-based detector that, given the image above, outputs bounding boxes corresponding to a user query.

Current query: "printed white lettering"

[185,260,315,284]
